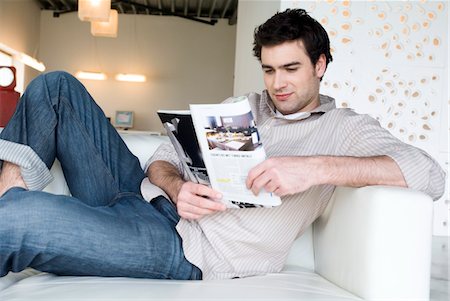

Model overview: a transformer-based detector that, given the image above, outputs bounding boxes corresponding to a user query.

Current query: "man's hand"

[176,182,226,220]
[246,155,407,197]
[246,157,323,197]
[148,160,226,220]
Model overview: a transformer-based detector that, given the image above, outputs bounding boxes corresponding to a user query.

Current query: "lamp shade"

[91,9,118,38]
[78,0,111,22]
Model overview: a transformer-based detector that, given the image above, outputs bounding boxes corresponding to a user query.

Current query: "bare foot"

[0,161,28,197]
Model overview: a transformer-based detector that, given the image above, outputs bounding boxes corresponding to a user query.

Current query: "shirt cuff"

[0,139,53,191]
[143,142,186,179]
[386,147,445,200]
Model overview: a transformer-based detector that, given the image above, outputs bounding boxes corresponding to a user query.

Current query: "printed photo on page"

[190,97,281,208]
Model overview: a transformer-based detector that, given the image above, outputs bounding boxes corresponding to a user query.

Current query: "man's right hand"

[175,182,226,220]
[148,160,226,220]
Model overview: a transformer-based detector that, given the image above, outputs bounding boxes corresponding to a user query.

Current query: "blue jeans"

[0,71,202,280]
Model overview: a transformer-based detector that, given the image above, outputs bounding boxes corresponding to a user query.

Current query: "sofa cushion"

[0,269,40,292]
[0,267,360,301]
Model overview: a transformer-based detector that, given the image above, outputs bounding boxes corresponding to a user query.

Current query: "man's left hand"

[246,155,408,197]
[246,157,323,197]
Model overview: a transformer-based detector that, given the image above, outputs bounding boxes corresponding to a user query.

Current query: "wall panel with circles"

[282,0,448,236]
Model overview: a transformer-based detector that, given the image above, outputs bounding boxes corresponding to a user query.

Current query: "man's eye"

[286,68,298,72]
[263,69,274,74]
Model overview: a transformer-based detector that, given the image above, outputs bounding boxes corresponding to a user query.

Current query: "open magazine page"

[190,97,281,208]
[157,110,210,185]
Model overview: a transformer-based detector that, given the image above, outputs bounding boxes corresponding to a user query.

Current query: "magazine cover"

[157,110,210,185]
[190,97,281,208]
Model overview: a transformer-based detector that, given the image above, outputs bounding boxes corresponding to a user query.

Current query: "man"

[0,9,444,281]
[146,9,445,279]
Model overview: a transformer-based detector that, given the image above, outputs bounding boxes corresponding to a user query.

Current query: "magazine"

[157,96,281,209]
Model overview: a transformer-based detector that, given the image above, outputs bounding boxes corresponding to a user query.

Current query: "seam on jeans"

[31,111,57,166]
[108,192,143,206]
[131,196,185,280]
[59,96,120,198]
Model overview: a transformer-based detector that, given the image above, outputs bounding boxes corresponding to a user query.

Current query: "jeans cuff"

[190,265,203,280]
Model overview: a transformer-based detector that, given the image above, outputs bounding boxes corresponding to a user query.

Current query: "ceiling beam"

[197,0,203,17]
[117,2,125,14]
[131,4,137,14]
[228,1,237,25]
[118,0,217,25]
[46,0,57,10]
[184,0,188,16]
[144,0,150,14]
[51,0,76,18]
[49,0,225,26]
[60,0,72,11]
[221,0,231,19]
[208,0,217,18]
[157,0,162,15]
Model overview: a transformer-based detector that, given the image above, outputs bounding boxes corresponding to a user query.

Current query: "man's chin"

[275,106,296,115]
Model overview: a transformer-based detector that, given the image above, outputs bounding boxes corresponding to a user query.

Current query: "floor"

[431,236,449,301]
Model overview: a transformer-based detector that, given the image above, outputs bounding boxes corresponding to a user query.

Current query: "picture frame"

[115,111,134,129]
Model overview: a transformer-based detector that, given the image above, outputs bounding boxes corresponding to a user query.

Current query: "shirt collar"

[262,90,336,121]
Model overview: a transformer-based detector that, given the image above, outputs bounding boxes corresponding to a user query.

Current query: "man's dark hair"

[253,9,333,68]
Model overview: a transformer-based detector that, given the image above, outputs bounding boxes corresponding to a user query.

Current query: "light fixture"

[15,53,46,72]
[75,71,107,81]
[0,43,46,72]
[115,73,147,83]
[91,9,118,38]
[78,0,111,22]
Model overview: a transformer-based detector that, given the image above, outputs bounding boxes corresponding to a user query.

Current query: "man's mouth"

[274,92,293,101]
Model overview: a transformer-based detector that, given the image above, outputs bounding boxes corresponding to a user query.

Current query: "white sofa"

[0,132,434,300]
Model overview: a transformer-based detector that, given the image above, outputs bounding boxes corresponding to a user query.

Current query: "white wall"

[39,11,236,131]
[0,0,42,86]
[234,1,449,235]
[233,0,280,96]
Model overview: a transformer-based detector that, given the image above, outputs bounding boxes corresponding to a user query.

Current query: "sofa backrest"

[285,227,315,270]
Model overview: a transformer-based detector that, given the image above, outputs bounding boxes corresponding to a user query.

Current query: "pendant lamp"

[78,0,111,22]
[91,9,118,38]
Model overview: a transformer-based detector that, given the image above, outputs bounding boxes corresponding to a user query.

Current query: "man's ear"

[315,54,327,78]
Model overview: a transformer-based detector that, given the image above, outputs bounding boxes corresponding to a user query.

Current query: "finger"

[189,195,226,211]
[273,187,284,197]
[264,181,279,194]
[182,202,221,216]
[179,183,221,202]
[179,211,201,220]
[246,161,269,189]
[190,183,223,200]
[178,198,225,220]
[178,192,225,213]
[250,171,273,195]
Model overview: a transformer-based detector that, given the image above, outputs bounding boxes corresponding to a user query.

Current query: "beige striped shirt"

[147,91,445,280]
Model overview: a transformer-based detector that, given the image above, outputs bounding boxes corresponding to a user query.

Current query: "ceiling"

[35,0,238,25]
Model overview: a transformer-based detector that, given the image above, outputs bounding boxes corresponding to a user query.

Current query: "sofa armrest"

[313,186,433,301]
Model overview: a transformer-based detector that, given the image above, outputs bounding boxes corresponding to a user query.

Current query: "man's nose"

[273,72,287,90]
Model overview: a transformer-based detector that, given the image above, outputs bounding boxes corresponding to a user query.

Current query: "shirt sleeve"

[143,142,188,180]
[337,112,446,200]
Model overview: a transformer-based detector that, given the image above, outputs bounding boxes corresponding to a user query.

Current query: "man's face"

[261,40,326,115]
